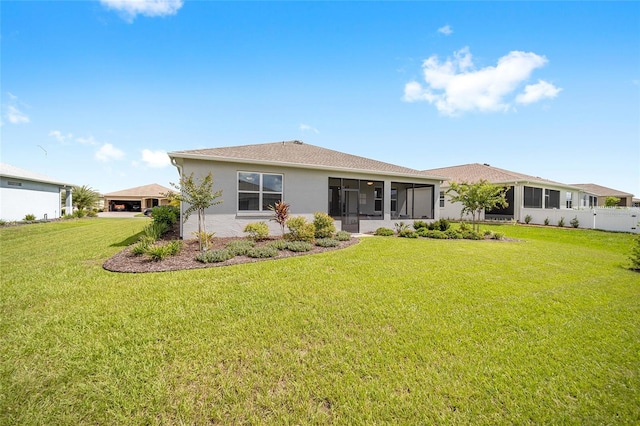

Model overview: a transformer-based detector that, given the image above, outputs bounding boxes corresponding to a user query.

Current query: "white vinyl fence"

[520,207,640,234]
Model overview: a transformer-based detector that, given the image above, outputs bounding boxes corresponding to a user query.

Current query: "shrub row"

[196,235,348,263]
[375,226,501,241]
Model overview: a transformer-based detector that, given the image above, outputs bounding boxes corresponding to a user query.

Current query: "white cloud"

[299,123,319,134]
[141,149,170,168]
[7,105,30,124]
[403,47,560,115]
[516,80,562,104]
[49,130,74,144]
[438,25,453,36]
[95,143,125,162]
[76,135,99,145]
[100,0,183,22]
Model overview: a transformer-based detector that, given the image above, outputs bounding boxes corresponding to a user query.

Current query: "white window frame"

[237,171,283,213]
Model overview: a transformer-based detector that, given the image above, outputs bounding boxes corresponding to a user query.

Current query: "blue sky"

[2,1,639,196]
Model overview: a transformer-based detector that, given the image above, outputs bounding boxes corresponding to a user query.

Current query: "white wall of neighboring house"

[0,180,63,221]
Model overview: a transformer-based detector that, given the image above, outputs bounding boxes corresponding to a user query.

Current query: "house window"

[524,186,542,208]
[566,192,573,209]
[374,187,383,212]
[391,188,398,214]
[545,189,560,209]
[439,191,445,208]
[7,181,22,187]
[238,172,283,211]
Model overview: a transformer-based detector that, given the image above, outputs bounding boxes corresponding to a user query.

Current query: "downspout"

[171,157,184,239]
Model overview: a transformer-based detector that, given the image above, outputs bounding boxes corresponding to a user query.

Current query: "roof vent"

[293,140,303,145]
[483,163,491,167]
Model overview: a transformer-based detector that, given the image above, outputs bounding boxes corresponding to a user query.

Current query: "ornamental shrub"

[146,244,173,261]
[544,217,550,226]
[335,231,351,241]
[267,239,288,250]
[247,246,279,258]
[459,222,471,232]
[374,227,394,236]
[444,228,463,239]
[434,218,450,231]
[196,249,233,263]
[315,238,340,247]
[629,236,640,270]
[144,222,169,241]
[285,216,315,242]
[151,205,179,227]
[558,217,565,227]
[413,220,428,230]
[524,215,532,224]
[423,230,448,239]
[492,232,504,240]
[226,240,255,256]
[570,216,579,228]
[313,212,336,238]
[23,214,36,221]
[398,229,418,238]
[244,221,270,241]
[285,241,314,252]
[462,230,484,240]
[394,222,410,233]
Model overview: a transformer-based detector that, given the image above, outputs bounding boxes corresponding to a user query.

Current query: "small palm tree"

[72,185,100,212]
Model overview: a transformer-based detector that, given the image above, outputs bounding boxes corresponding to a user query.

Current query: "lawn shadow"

[111,232,143,247]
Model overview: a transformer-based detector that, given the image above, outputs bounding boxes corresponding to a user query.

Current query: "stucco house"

[570,183,634,207]
[168,140,446,237]
[423,163,587,222]
[0,162,73,221]
[103,183,172,212]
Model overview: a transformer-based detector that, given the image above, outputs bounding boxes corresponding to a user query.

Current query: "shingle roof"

[0,162,74,186]
[570,183,633,198]
[423,163,578,188]
[103,183,172,198]
[169,141,446,180]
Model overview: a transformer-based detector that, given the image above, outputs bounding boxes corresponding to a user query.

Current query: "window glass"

[263,174,283,192]
[238,172,260,191]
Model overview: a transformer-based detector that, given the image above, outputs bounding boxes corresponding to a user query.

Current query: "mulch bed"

[103,225,359,273]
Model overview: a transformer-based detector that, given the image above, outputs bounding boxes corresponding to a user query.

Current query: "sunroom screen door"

[342,189,360,233]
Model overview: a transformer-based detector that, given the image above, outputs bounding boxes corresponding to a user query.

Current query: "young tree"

[446,180,508,232]
[168,172,223,251]
[604,196,620,207]
[72,185,100,212]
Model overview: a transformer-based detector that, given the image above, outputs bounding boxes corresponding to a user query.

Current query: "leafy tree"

[168,172,223,251]
[604,196,620,207]
[446,180,508,232]
[72,185,100,212]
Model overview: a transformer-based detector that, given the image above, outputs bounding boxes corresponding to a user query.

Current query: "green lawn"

[1,219,638,424]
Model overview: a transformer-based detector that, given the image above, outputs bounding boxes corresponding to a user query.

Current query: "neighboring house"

[423,163,586,222]
[0,163,74,221]
[103,184,172,212]
[633,198,640,208]
[570,183,634,207]
[168,140,446,237]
